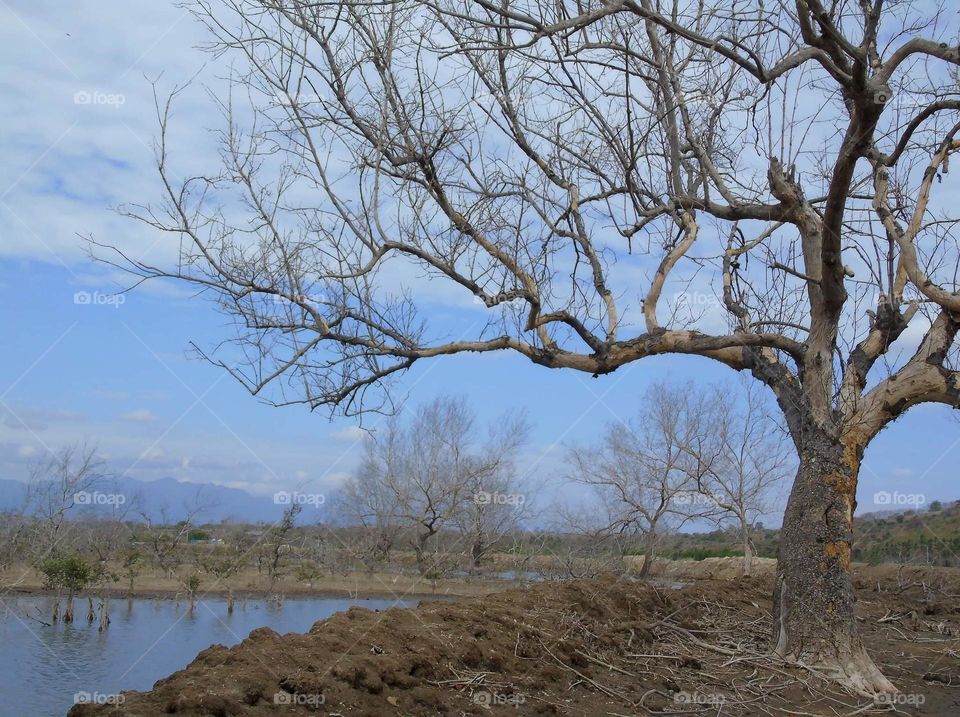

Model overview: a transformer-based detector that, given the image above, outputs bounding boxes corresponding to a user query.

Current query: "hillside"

[659,501,960,567]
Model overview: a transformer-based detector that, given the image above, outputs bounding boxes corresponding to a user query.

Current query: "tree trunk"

[98,598,110,632]
[471,536,484,569]
[774,435,895,694]
[741,520,753,577]
[414,528,436,576]
[637,532,656,578]
[414,539,427,575]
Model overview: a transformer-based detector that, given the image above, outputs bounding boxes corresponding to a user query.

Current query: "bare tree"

[570,383,703,578]
[341,397,527,575]
[102,0,960,692]
[25,444,105,560]
[545,504,641,580]
[266,502,302,592]
[455,470,527,572]
[452,415,529,571]
[338,447,403,569]
[678,379,793,576]
[137,499,209,579]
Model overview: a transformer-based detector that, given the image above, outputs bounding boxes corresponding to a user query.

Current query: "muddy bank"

[0,568,512,602]
[69,565,959,716]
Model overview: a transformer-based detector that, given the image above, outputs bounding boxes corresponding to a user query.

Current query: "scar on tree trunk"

[774,435,895,694]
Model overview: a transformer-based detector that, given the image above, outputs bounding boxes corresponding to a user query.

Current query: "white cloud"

[120,408,158,423]
[0,1,218,267]
[330,425,368,442]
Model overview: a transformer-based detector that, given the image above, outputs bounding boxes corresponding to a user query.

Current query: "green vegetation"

[38,554,96,622]
[657,501,960,567]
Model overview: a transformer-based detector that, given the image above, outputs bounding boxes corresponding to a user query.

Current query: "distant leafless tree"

[25,444,105,561]
[265,502,302,594]
[341,396,527,575]
[137,499,209,578]
[677,379,793,575]
[570,384,707,578]
[452,417,530,570]
[103,0,960,692]
[338,447,403,568]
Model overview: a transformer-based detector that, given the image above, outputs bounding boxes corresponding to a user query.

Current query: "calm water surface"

[0,594,417,716]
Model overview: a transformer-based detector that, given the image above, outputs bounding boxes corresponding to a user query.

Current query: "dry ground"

[0,565,512,601]
[67,564,959,716]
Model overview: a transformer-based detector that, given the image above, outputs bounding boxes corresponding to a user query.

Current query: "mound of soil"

[70,568,960,716]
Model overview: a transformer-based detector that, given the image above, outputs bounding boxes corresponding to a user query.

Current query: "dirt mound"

[656,556,777,580]
[70,570,960,716]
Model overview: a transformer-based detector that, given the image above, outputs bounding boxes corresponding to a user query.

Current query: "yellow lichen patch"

[842,438,862,474]
[824,541,851,569]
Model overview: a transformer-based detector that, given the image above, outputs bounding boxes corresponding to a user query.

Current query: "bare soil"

[68,564,959,716]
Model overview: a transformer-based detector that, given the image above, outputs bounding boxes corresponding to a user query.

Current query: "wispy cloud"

[120,408,158,423]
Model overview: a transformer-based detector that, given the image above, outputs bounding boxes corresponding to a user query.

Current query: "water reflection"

[0,593,416,717]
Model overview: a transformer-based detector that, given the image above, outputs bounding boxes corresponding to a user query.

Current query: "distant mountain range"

[0,477,325,524]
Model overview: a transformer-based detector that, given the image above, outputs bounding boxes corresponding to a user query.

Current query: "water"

[0,594,418,716]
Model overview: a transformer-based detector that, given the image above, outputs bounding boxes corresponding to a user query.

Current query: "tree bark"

[774,433,895,693]
[742,529,753,577]
[414,534,429,576]
[638,533,656,578]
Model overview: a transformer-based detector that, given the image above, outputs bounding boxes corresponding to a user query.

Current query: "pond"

[0,593,419,716]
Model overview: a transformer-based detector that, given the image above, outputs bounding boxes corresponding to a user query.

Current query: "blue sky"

[1,1,957,524]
